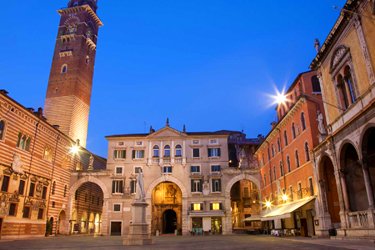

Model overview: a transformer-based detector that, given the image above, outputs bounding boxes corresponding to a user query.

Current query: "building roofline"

[310,0,358,69]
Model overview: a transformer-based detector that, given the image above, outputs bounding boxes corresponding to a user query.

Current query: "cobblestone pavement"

[0,235,374,250]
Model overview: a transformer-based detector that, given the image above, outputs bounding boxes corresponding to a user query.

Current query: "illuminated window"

[43,146,53,162]
[191,203,203,211]
[211,202,221,210]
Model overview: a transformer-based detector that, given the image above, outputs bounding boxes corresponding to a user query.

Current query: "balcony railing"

[348,210,369,229]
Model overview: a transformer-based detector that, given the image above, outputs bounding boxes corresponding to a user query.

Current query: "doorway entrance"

[163,209,177,234]
[110,221,122,236]
[151,181,182,235]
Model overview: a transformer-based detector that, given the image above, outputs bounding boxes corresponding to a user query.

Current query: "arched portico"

[146,176,188,199]
[224,174,261,234]
[68,176,110,235]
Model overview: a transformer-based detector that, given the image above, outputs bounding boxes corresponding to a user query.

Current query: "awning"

[243,216,261,222]
[261,196,316,221]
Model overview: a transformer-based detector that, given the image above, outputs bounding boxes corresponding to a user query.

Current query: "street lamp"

[264,200,272,209]
[281,193,289,202]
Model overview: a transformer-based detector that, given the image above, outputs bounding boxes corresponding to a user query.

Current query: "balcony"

[347,210,371,229]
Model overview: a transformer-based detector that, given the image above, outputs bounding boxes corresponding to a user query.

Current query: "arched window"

[286,155,291,172]
[43,146,53,162]
[164,145,170,157]
[175,145,182,157]
[52,181,56,195]
[267,148,271,161]
[311,75,321,93]
[284,130,288,146]
[344,66,356,104]
[292,123,296,139]
[337,74,349,110]
[295,150,300,168]
[153,145,159,157]
[25,137,31,151]
[271,144,275,157]
[64,185,67,197]
[301,112,306,131]
[61,64,68,74]
[273,166,276,180]
[0,120,5,140]
[305,142,310,162]
[277,138,281,152]
[280,161,284,176]
[20,135,26,149]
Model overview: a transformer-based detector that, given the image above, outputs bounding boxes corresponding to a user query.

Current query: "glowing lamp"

[70,145,80,155]
[282,194,288,202]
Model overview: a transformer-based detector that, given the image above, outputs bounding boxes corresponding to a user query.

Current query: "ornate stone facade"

[310,0,375,238]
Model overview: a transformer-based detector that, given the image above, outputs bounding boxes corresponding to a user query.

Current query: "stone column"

[101,198,109,236]
[361,159,374,209]
[361,159,375,228]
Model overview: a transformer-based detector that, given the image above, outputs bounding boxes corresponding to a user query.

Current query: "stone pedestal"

[123,200,153,246]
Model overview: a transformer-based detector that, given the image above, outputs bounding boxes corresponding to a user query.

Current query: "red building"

[255,71,325,237]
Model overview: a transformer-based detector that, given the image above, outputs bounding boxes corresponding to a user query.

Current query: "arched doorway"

[319,156,340,225]
[163,209,177,234]
[362,127,375,203]
[57,211,68,235]
[341,143,368,211]
[151,182,182,235]
[70,182,104,235]
[230,179,260,232]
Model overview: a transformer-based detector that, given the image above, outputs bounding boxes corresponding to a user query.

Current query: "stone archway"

[224,174,261,234]
[69,176,110,235]
[361,126,375,205]
[69,180,106,235]
[318,155,340,225]
[340,143,368,211]
[57,210,68,235]
[150,181,182,235]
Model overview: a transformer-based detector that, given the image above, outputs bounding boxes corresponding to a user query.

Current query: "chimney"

[182,124,186,133]
[271,121,277,129]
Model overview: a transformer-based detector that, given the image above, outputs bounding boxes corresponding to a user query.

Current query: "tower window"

[85,56,90,64]
[61,64,68,74]
[0,120,5,140]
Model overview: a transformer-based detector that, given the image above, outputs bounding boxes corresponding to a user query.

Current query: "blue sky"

[0,0,345,157]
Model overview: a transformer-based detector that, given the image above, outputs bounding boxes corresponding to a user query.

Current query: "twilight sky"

[0,0,345,157]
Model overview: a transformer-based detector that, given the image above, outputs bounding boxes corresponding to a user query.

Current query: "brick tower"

[44,0,102,147]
